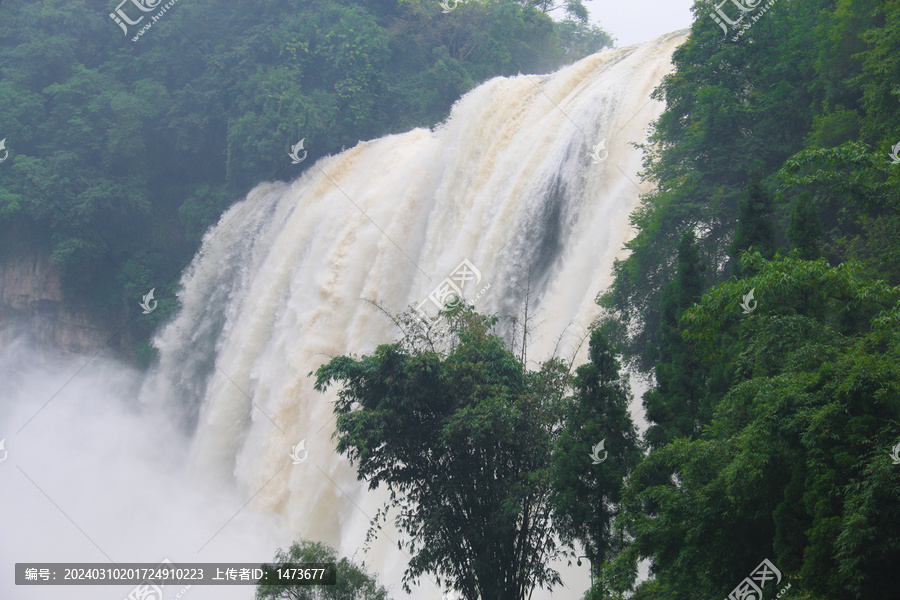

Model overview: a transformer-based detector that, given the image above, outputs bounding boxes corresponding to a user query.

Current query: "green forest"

[598,2,900,595]
[3,0,900,599]
[0,0,609,358]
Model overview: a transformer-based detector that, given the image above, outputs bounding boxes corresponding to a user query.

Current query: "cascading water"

[138,29,686,599]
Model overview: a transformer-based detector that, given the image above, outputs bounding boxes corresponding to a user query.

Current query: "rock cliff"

[0,252,122,353]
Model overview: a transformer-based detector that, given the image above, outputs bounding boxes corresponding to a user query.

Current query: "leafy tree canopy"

[612,252,900,600]
[255,539,389,600]
[314,304,638,600]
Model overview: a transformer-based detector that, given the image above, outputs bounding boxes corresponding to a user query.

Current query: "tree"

[598,0,826,372]
[255,539,389,600]
[313,305,570,600]
[643,230,709,449]
[553,20,616,61]
[787,192,822,260]
[549,328,641,592]
[776,141,900,284]
[613,252,900,600]
[729,164,776,277]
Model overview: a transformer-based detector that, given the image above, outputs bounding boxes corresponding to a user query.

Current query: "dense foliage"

[611,253,900,600]
[599,0,900,370]
[255,539,389,600]
[595,1,900,599]
[313,305,637,600]
[549,327,641,587]
[0,0,611,355]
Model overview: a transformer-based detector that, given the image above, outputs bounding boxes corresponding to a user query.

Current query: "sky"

[586,0,697,46]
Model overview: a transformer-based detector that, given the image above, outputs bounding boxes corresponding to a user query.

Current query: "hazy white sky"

[586,0,697,46]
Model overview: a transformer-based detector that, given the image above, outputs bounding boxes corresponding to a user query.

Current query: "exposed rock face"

[0,252,121,354]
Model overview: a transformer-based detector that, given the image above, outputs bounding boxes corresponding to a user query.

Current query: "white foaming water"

[0,337,285,600]
[1,31,684,600]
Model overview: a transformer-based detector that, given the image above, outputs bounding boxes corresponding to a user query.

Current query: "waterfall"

[142,30,687,599]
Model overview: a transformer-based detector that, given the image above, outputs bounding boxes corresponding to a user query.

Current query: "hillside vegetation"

[0,0,610,358]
